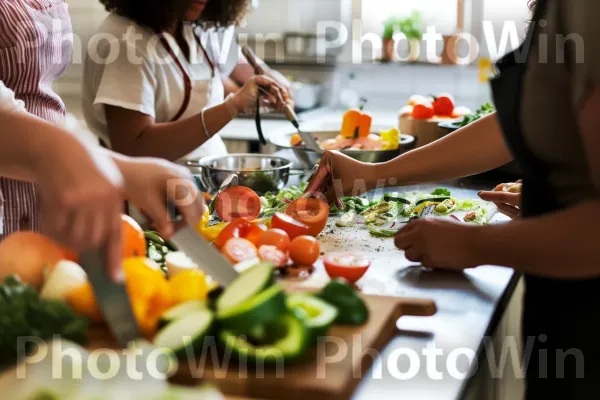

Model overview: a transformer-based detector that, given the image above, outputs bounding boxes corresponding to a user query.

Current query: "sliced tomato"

[285,198,329,237]
[214,218,251,249]
[244,223,268,246]
[289,235,320,266]
[257,228,290,252]
[323,252,371,283]
[411,103,435,120]
[432,94,455,117]
[215,186,261,222]
[258,245,288,267]
[271,212,310,240]
[222,238,258,264]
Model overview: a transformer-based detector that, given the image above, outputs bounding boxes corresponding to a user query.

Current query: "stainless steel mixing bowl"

[186,154,293,195]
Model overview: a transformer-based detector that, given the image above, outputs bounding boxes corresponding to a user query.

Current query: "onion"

[165,251,199,277]
[40,260,87,301]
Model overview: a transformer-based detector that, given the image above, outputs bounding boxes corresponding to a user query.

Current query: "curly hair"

[528,0,536,12]
[99,0,250,32]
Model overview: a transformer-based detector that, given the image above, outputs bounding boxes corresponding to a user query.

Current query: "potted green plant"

[382,11,424,62]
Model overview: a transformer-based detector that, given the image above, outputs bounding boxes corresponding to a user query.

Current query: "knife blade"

[80,248,140,347]
[167,201,239,286]
[169,225,239,286]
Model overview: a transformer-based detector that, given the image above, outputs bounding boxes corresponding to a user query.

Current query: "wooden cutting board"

[88,292,436,400]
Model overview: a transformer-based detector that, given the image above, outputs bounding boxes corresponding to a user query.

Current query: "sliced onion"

[40,260,87,301]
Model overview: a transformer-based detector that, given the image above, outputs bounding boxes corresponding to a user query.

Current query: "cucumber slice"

[217,285,286,330]
[216,262,274,311]
[159,300,206,328]
[220,313,310,365]
[287,294,338,342]
[153,309,214,359]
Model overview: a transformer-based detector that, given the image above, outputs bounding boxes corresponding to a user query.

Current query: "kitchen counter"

[282,181,519,400]
[219,109,521,399]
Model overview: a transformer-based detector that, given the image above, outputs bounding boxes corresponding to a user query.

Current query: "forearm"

[110,102,234,161]
[367,113,512,187]
[0,111,84,182]
[474,200,600,278]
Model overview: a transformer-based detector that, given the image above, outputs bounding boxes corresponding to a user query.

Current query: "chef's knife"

[167,203,239,287]
[80,248,140,348]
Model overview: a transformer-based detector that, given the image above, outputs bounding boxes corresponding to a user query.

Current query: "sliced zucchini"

[216,262,274,311]
[217,285,286,331]
[159,300,206,328]
[219,313,310,365]
[287,294,338,342]
[153,309,214,359]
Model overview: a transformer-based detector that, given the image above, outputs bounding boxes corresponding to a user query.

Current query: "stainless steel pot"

[269,127,417,170]
[186,154,294,195]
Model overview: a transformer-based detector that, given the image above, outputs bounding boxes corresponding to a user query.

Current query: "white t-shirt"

[82,13,240,161]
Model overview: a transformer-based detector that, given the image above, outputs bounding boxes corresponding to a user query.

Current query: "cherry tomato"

[222,238,258,264]
[244,223,268,246]
[257,229,291,252]
[258,245,288,267]
[289,235,320,266]
[432,94,455,117]
[411,103,435,120]
[323,252,371,283]
[271,212,310,240]
[285,198,329,237]
[215,186,261,222]
[214,218,251,249]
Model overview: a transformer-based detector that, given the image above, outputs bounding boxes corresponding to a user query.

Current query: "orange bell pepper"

[340,108,372,139]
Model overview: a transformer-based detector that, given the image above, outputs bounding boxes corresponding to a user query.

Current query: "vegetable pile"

[152,263,369,366]
[401,94,472,120]
[259,182,307,217]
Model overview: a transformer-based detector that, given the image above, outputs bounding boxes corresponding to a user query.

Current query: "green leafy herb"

[259,182,307,217]
[0,275,89,367]
[457,103,496,127]
[431,188,451,197]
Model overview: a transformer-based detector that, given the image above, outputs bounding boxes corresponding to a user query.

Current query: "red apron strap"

[158,35,192,122]
[192,29,217,75]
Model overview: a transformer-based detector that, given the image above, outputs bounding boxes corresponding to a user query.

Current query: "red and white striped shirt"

[0,0,72,235]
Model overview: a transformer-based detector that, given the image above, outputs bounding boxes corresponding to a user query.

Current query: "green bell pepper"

[317,279,369,325]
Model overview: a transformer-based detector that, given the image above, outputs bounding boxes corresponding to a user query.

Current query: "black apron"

[491,0,600,397]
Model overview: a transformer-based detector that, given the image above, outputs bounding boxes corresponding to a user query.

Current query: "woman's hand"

[114,156,206,238]
[394,219,483,270]
[302,150,377,209]
[232,75,291,114]
[478,180,522,219]
[37,147,125,281]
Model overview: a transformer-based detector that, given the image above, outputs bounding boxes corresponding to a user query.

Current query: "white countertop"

[285,183,517,400]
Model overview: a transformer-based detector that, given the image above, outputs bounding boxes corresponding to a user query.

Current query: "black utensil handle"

[255,94,267,145]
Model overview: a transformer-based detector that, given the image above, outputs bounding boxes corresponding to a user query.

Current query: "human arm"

[105,75,287,161]
[304,113,513,203]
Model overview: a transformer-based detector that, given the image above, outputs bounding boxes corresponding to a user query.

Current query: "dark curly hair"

[99,0,250,32]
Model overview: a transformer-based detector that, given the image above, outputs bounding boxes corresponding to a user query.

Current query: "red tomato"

[323,252,371,283]
[285,198,329,237]
[271,212,310,240]
[222,238,258,264]
[244,223,268,246]
[258,245,288,267]
[257,229,290,252]
[289,235,320,266]
[215,218,251,249]
[215,186,261,222]
[411,104,435,120]
[432,94,455,117]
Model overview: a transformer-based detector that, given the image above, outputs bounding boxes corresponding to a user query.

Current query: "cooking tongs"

[241,46,322,153]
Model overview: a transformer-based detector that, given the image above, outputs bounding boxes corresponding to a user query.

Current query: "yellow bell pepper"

[168,270,209,304]
[251,218,272,229]
[412,201,442,214]
[380,128,399,150]
[198,221,229,243]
